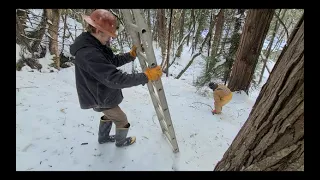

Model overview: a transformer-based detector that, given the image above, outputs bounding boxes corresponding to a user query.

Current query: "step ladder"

[121,9,179,153]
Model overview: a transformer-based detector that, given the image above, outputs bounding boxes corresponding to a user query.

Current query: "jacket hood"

[70,32,104,56]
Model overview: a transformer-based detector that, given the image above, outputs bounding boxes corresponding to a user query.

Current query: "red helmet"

[82,9,117,37]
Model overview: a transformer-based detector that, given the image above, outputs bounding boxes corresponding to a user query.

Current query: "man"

[70,9,162,147]
[208,82,233,115]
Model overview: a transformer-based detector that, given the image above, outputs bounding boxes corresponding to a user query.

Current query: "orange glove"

[144,66,163,81]
[129,45,137,58]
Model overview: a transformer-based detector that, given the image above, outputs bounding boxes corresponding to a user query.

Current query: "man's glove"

[129,45,137,58]
[144,66,163,81]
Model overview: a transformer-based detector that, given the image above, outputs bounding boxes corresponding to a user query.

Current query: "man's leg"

[214,101,222,114]
[102,106,136,147]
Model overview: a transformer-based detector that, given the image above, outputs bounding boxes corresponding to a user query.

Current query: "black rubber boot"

[98,116,115,144]
[115,123,136,147]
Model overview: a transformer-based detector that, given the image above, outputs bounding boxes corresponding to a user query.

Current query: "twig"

[192,102,213,110]
[16,86,39,89]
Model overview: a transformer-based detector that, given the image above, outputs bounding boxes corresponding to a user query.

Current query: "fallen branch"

[16,86,39,89]
[192,102,213,110]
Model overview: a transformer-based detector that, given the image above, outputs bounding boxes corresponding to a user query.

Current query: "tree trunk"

[176,9,186,57]
[210,9,225,59]
[207,10,217,57]
[224,9,245,85]
[158,9,167,66]
[200,10,216,54]
[194,9,207,52]
[228,9,275,93]
[163,9,173,76]
[214,15,304,171]
[61,10,68,56]
[46,9,61,69]
[186,9,194,46]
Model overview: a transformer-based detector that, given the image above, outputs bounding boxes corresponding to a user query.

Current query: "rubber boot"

[115,123,136,147]
[98,116,115,144]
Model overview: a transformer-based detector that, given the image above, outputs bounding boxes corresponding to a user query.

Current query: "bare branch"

[274,12,289,41]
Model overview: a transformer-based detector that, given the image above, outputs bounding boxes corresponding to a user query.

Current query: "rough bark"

[214,15,304,171]
[224,9,245,84]
[228,9,275,93]
[46,9,61,69]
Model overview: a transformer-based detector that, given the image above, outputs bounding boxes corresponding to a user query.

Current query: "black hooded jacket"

[70,32,148,109]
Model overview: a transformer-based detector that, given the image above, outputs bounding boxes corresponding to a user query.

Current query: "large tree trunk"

[46,9,61,69]
[228,9,275,93]
[214,14,304,171]
[224,9,245,84]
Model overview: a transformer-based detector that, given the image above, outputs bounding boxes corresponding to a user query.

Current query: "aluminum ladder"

[121,9,179,153]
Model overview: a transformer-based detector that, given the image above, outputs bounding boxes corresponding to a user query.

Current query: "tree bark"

[186,9,194,46]
[176,9,186,57]
[228,9,275,93]
[224,9,245,85]
[194,9,207,52]
[46,9,61,69]
[157,9,167,66]
[214,14,304,171]
[210,9,225,59]
[163,9,173,76]
[200,10,216,53]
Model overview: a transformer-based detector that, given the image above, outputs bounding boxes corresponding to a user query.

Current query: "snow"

[16,43,32,63]
[37,50,57,73]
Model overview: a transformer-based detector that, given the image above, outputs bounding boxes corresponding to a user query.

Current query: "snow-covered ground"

[16,13,276,171]
[16,43,275,171]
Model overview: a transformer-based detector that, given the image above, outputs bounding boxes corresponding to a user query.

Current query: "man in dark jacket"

[70,9,162,147]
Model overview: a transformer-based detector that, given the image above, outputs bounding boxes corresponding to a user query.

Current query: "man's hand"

[144,66,163,81]
[129,45,137,58]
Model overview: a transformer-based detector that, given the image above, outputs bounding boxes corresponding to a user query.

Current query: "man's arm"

[80,50,148,89]
[111,52,135,67]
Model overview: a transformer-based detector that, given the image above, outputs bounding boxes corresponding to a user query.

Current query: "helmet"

[209,82,218,90]
[82,9,117,37]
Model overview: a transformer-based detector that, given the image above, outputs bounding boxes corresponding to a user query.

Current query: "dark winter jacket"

[70,32,148,109]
